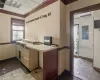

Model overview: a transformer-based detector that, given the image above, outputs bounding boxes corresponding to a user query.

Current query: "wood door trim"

[0,9,24,18]
[0,42,15,45]
[61,0,78,5]
[58,46,70,51]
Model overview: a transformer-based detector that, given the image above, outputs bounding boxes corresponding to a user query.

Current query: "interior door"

[94,20,100,68]
[78,15,94,59]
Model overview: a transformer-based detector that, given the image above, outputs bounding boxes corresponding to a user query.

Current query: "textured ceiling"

[0,0,78,16]
[0,0,44,15]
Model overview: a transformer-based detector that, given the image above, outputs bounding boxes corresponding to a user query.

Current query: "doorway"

[73,12,95,80]
[70,4,100,80]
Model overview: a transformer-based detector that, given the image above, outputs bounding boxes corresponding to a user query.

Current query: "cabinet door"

[16,45,21,59]
[16,44,24,59]
[29,49,38,71]
[43,49,58,80]
[3,44,16,59]
[23,47,29,59]
[39,52,43,69]
[21,55,29,68]
[0,44,16,60]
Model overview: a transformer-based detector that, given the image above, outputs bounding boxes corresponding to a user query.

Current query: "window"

[94,20,100,28]
[82,25,89,40]
[11,18,25,41]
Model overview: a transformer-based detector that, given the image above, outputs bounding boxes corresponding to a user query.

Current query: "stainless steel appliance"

[44,36,52,45]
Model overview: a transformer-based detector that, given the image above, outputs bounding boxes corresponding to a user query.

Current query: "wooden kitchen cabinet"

[16,43,58,80]
[27,48,38,71]
[16,44,38,71]
[16,44,24,59]
[0,44,16,61]
[43,49,58,80]
[31,49,58,80]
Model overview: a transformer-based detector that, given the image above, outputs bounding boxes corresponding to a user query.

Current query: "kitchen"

[0,0,67,80]
[1,0,100,80]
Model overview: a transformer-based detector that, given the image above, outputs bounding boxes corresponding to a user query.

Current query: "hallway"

[74,58,100,80]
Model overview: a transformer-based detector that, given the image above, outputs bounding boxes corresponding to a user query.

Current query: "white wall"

[93,10,100,20]
[74,18,79,24]
[58,1,67,74]
[66,0,100,71]
[0,13,24,43]
[74,15,94,59]
[25,1,60,45]
[0,13,24,60]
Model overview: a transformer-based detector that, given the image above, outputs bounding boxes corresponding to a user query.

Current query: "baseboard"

[55,70,71,80]
[74,55,79,58]
[60,70,72,76]
[0,57,16,62]
[93,67,100,73]
[79,56,93,62]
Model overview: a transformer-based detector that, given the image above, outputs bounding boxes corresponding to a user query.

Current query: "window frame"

[82,25,89,40]
[11,18,25,42]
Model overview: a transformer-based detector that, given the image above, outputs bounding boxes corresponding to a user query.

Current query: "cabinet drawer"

[20,50,29,60]
[21,55,29,68]
[23,48,29,59]
[17,45,24,51]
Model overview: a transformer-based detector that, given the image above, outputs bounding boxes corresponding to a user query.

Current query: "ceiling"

[0,0,44,15]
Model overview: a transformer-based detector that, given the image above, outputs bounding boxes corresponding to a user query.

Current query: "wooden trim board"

[93,67,100,73]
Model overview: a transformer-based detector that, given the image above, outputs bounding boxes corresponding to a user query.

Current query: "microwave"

[44,36,52,46]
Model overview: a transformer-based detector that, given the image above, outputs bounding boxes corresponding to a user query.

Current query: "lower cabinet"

[43,49,58,80]
[16,44,38,71]
[16,44,58,80]
[0,44,16,61]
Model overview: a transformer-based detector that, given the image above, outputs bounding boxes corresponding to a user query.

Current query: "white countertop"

[16,41,26,45]
[16,41,57,52]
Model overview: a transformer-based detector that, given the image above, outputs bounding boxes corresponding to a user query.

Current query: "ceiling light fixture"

[5,0,22,8]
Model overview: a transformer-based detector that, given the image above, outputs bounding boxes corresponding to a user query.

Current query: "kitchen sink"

[33,42,42,45]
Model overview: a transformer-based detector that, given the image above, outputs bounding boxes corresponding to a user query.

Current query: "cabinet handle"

[19,51,21,59]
